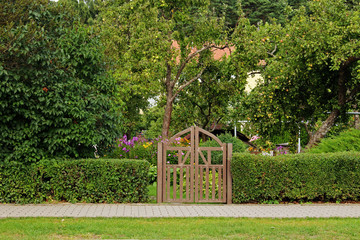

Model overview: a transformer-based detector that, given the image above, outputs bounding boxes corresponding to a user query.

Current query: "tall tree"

[172,55,246,132]
[233,0,360,148]
[98,0,228,137]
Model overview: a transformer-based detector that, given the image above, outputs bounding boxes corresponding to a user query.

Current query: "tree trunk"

[355,114,360,129]
[162,96,173,138]
[306,67,347,149]
[306,109,340,149]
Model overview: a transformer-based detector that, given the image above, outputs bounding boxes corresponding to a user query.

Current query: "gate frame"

[157,126,232,204]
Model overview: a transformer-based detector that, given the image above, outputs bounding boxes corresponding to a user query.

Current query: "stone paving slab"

[1,204,360,218]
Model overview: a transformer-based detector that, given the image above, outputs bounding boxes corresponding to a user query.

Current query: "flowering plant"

[247,135,275,154]
[107,134,190,165]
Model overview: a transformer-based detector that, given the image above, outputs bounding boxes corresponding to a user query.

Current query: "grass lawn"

[0,217,359,239]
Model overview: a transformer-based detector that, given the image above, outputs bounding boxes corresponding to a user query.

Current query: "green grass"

[0,217,360,239]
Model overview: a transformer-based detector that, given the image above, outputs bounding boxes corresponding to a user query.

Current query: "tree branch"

[170,67,205,103]
[267,44,277,57]
[210,117,223,132]
[346,84,360,103]
[175,44,213,81]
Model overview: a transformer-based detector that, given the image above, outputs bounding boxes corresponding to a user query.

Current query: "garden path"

[1,204,360,218]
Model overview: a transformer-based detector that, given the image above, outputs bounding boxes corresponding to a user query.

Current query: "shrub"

[0,158,149,204]
[0,1,121,162]
[308,128,360,153]
[231,152,360,203]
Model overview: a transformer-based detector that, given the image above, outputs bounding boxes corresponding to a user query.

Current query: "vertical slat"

[205,167,209,200]
[162,145,167,202]
[212,166,216,200]
[173,167,177,200]
[194,126,198,202]
[218,166,222,201]
[227,143,233,204]
[186,166,190,201]
[167,166,171,201]
[157,142,163,203]
[199,166,203,200]
[179,167,183,200]
[222,143,227,202]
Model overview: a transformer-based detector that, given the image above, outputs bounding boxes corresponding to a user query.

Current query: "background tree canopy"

[232,0,360,149]
[1,0,359,157]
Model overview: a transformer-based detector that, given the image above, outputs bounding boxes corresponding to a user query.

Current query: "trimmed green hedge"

[231,152,360,203]
[0,159,149,204]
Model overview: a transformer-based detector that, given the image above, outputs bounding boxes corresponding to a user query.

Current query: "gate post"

[226,143,233,204]
[157,142,163,203]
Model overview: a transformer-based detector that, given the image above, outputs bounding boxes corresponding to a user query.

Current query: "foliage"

[97,0,238,137]
[240,0,289,25]
[200,133,248,164]
[148,164,157,185]
[173,57,246,132]
[57,0,100,24]
[308,128,360,153]
[233,0,360,148]
[231,152,360,203]
[0,0,121,162]
[0,158,149,204]
[210,0,241,33]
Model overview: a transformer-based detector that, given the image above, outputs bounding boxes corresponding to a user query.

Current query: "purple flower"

[120,154,123,157]
[133,137,139,142]
[122,147,127,151]
[168,154,171,156]
[135,156,138,158]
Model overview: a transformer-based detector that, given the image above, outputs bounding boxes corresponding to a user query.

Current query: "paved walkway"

[1,204,360,218]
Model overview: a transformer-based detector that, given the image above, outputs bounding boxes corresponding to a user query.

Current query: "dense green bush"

[308,128,360,153]
[231,152,360,203]
[0,159,149,204]
[0,0,121,162]
[200,133,248,164]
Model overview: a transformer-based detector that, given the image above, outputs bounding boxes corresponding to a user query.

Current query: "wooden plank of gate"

[222,143,227,203]
[167,166,171,201]
[205,166,209,200]
[199,166,203,201]
[212,166,216,200]
[173,166,177,200]
[162,142,167,202]
[157,142,163,203]
[180,167,183,200]
[218,166,222,202]
[194,127,198,202]
[186,166,190,201]
[227,143,233,204]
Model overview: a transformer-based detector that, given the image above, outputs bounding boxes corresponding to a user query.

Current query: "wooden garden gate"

[157,126,232,204]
